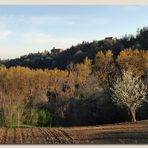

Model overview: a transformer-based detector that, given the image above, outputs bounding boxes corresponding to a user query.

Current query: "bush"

[23,108,39,126]
[37,110,52,127]
[23,108,52,127]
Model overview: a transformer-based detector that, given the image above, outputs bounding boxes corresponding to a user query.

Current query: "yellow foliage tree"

[95,50,116,89]
[117,49,148,78]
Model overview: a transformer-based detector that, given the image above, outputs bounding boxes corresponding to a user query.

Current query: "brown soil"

[0,120,148,144]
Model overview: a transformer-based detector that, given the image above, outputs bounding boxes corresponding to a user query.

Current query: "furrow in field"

[46,129,67,144]
[0,128,4,144]
[15,128,23,144]
[1,128,7,144]
[57,129,75,144]
[31,128,47,144]
[39,128,56,144]
[21,128,33,144]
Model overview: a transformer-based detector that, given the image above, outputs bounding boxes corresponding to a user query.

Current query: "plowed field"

[0,120,148,144]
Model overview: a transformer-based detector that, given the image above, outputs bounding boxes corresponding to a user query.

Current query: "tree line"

[0,48,147,127]
[1,27,148,70]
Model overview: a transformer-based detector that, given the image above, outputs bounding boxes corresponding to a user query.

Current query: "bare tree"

[110,71,147,122]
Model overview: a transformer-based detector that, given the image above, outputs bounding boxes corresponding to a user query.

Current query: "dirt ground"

[0,120,148,144]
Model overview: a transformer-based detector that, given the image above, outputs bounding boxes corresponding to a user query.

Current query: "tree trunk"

[17,112,20,127]
[130,109,136,122]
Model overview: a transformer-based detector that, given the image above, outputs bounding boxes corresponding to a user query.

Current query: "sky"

[0,5,148,59]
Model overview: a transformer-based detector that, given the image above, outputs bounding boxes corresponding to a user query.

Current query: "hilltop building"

[51,47,63,56]
[105,37,113,40]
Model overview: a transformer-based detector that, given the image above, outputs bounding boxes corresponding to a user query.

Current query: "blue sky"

[0,5,148,59]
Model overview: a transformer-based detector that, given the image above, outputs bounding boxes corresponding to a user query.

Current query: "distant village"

[19,47,64,62]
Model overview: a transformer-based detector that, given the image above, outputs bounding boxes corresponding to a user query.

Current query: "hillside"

[1,27,148,70]
[0,120,148,144]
